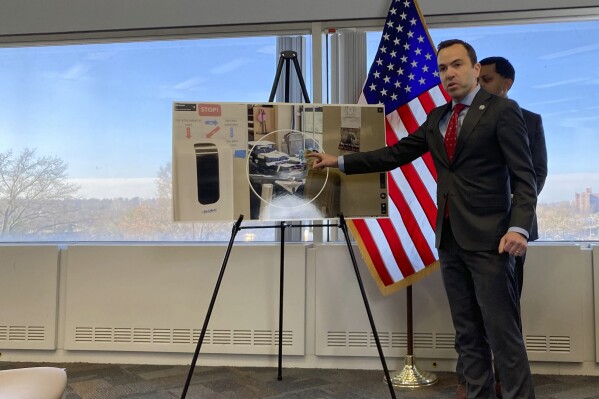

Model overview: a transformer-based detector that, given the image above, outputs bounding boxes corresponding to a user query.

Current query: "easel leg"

[339,215,397,399]
[180,215,244,399]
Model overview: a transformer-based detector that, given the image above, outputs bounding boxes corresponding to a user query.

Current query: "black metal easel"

[268,50,311,103]
[180,50,396,399]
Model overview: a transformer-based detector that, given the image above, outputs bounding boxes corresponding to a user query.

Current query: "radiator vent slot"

[254,330,273,346]
[327,331,347,347]
[435,333,456,350]
[391,332,407,348]
[325,331,573,352]
[348,331,368,347]
[114,328,132,343]
[526,335,547,352]
[73,327,293,347]
[372,331,390,348]
[133,328,152,344]
[173,329,193,344]
[233,330,252,345]
[414,333,434,349]
[327,331,456,350]
[212,329,231,345]
[525,335,571,353]
[274,331,293,346]
[95,327,112,343]
[549,336,570,353]
[0,326,46,342]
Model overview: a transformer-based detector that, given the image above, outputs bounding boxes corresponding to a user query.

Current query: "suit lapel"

[453,90,492,161]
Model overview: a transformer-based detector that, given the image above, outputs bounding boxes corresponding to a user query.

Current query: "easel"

[180,50,397,399]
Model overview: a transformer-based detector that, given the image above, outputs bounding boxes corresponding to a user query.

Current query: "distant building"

[574,188,599,213]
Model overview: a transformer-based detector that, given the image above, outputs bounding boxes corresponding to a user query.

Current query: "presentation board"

[172,102,388,222]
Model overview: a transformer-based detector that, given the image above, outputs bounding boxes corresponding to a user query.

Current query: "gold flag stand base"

[385,355,438,388]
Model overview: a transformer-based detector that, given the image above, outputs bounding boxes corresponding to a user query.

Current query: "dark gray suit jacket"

[522,109,547,241]
[344,89,537,252]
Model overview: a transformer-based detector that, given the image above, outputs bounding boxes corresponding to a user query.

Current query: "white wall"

[1,0,599,36]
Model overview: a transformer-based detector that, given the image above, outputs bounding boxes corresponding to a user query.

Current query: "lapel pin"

[479,105,486,110]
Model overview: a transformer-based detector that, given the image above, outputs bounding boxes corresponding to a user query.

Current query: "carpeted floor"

[1,362,599,398]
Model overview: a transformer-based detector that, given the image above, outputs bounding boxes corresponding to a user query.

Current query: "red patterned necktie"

[444,103,467,162]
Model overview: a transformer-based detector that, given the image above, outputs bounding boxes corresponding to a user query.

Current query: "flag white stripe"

[364,219,404,282]
[386,110,408,141]
[390,168,437,259]
[411,158,437,208]
[408,96,428,125]
[429,84,448,107]
[387,194,426,271]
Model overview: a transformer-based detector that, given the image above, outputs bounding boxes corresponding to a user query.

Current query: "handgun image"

[195,143,220,205]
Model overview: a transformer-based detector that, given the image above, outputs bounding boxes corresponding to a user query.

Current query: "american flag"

[347,0,450,295]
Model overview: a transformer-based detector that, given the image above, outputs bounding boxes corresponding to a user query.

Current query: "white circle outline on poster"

[245,129,329,209]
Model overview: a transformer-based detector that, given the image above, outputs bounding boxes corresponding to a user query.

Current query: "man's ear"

[504,78,514,93]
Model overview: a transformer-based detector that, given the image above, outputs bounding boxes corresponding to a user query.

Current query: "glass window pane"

[367,19,599,241]
[0,35,310,242]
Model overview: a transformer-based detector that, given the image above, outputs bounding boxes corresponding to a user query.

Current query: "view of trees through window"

[0,149,235,241]
[1,19,598,242]
[0,36,282,242]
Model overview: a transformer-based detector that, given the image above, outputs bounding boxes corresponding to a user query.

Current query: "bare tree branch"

[0,148,80,238]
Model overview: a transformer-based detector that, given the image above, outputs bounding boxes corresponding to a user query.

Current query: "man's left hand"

[498,231,528,256]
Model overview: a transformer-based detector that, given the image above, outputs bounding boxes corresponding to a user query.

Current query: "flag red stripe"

[398,164,437,230]
[376,218,415,277]
[396,104,420,136]
[388,177,437,267]
[418,91,436,114]
[385,118,399,146]
[422,152,437,181]
[352,219,395,286]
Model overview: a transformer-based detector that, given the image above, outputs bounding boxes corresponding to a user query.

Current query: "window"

[3,17,599,243]
[367,19,599,241]
[0,35,311,242]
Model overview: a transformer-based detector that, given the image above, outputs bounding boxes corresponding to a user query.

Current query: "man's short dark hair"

[437,39,477,65]
[480,56,516,81]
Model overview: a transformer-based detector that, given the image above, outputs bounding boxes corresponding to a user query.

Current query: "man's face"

[478,64,513,98]
[437,44,480,102]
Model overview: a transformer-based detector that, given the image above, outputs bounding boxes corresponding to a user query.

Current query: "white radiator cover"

[314,243,590,363]
[0,245,60,350]
[0,242,596,372]
[520,244,590,362]
[63,244,307,355]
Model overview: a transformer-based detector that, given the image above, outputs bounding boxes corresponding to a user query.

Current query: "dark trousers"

[440,220,534,399]
[456,253,526,385]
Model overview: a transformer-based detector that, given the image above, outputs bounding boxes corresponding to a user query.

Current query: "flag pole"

[386,285,438,387]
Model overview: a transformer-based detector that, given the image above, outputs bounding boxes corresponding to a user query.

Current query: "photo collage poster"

[172,102,388,222]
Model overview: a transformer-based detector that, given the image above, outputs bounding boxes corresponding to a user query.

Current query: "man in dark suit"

[449,56,547,398]
[308,39,537,398]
